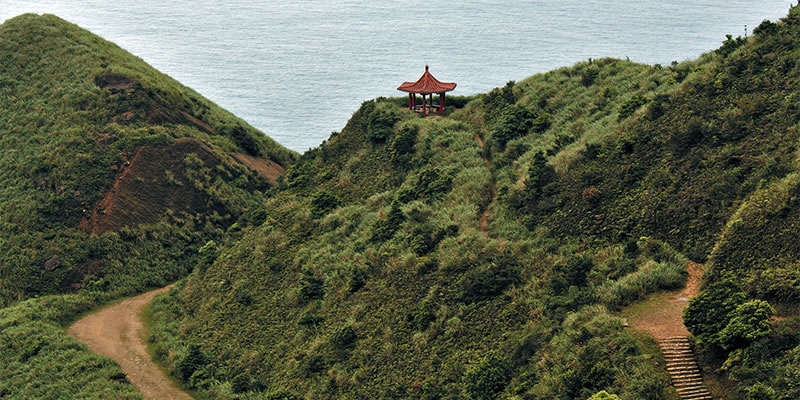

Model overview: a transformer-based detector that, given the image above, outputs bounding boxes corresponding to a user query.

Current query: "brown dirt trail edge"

[474,134,496,237]
[625,261,703,338]
[68,284,193,400]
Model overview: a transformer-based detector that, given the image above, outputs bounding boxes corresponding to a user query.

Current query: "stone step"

[664,351,694,357]
[665,353,696,359]
[667,360,698,367]
[658,336,713,399]
[673,376,704,384]
[672,373,702,380]
[667,365,699,372]
[679,389,712,398]
[667,362,699,369]
[678,389,712,398]
[674,380,705,388]
[678,387,711,395]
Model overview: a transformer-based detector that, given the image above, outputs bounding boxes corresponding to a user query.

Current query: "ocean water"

[2,1,794,152]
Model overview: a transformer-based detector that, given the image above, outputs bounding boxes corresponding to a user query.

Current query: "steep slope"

[0,14,296,307]
[0,14,295,399]
[148,66,688,400]
[148,6,800,400]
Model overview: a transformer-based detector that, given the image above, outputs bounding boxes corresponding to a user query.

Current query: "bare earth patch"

[232,153,285,186]
[624,261,704,338]
[68,285,192,400]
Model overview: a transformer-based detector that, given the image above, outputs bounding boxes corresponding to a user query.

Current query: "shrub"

[298,274,324,303]
[589,391,621,400]
[565,255,594,287]
[581,66,599,87]
[390,125,418,165]
[198,240,218,271]
[235,290,253,306]
[370,201,405,243]
[176,344,208,382]
[408,226,437,256]
[224,124,262,157]
[531,112,552,133]
[347,267,368,293]
[265,390,301,400]
[598,260,685,310]
[753,20,777,36]
[327,325,358,362]
[618,95,648,121]
[416,167,453,200]
[460,253,521,302]
[407,298,437,331]
[19,339,46,362]
[716,34,746,57]
[310,191,339,219]
[684,280,748,347]
[330,325,357,350]
[231,371,265,393]
[298,311,324,327]
[718,300,775,350]
[746,383,777,400]
[491,104,535,150]
[367,107,398,143]
[463,352,512,400]
[521,151,555,208]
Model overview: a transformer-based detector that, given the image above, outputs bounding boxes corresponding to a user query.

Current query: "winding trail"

[625,261,703,338]
[624,262,713,399]
[68,284,192,400]
[474,134,497,237]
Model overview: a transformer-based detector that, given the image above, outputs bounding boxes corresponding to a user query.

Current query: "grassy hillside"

[0,13,295,399]
[0,14,296,307]
[148,6,800,400]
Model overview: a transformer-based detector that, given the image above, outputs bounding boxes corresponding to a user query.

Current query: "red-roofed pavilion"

[397,65,456,115]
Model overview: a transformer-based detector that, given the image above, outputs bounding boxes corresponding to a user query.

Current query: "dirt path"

[68,284,192,400]
[474,134,497,237]
[624,261,704,338]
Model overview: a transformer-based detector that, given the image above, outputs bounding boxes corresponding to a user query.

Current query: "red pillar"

[422,92,427,115]
[412,93,416,110]
[408,93,412,109]
[439,93,444,113]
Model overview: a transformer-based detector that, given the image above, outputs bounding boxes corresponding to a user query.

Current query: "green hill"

[3,6,800,400]
[0,14,293,398]
[145,6,800,400]
[0,14,296,307]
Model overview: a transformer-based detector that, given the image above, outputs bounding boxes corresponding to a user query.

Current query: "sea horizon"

[2,1,794,152]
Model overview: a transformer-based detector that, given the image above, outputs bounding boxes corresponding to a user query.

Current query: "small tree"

[176,344,208,382]
[718,300,775,350]
[463,352,512,400]
[310,191,339,219]
[589,391,621,400]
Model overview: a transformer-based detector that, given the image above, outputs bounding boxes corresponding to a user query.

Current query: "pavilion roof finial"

[425,64,429,71]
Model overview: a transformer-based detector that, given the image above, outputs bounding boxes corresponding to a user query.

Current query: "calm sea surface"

[2,1,794,152]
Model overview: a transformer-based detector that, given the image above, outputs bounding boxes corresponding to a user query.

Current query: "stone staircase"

[659,336,712,400]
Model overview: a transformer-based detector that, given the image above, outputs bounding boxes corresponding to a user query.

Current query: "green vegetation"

[0,13,295,308]
[145,51,698,398]
[0,293,140,399]
[0,13,294,399]
[146,7,800,399]
[4,6,800,400]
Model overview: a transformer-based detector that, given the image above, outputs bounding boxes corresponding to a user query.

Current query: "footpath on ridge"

[624,262,713,400]
[68,284,192,400]
[474,133,497,237]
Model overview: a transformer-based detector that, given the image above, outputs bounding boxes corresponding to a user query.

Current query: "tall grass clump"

[597,259,686,310]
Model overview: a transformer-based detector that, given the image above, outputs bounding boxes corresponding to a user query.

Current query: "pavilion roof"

[397,66,456,95]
